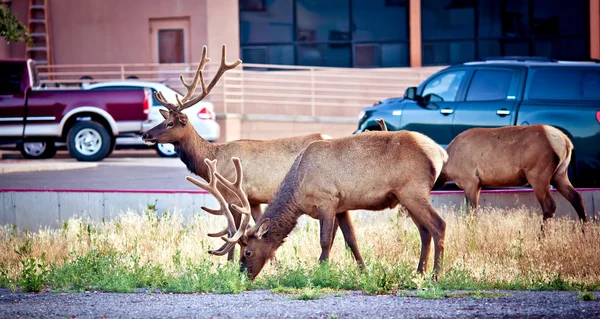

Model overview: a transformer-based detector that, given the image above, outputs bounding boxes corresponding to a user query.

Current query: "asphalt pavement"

[0,289,598,319]
[0,150,202,190]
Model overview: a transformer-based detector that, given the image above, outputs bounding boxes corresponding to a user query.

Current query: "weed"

[15,239,49,292]
[288,287,322,300]
[578,290,597,301]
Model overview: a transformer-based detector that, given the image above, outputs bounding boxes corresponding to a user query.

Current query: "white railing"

[36,63,444,118]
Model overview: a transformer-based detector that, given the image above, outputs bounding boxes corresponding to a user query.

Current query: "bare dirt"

[0,289,599,318]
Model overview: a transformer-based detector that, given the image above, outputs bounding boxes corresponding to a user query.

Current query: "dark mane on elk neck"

[256,155,304,248]
[173,132,216,178]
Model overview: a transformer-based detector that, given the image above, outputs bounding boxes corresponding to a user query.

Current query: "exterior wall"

[48,0,236,64]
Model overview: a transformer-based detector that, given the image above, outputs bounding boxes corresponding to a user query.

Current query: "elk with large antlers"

[438,125,587,222]
[189,131,449,280]
[141,45,338,259]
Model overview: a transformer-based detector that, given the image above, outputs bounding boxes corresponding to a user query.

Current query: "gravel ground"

[0,289,599,319]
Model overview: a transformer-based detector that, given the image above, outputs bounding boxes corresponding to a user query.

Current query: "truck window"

[528,69,582,101]
[421,70,466,102]
[465,70,512,101]
[0,63,23,95]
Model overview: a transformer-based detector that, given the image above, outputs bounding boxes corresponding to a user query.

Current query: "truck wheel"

[18,141,57,159]
[67,121,111,162]
[155,143,178,157]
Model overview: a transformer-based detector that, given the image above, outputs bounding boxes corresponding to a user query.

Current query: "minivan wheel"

[18,141,57,159]
[67,121,111,161]
[155,143,178,157]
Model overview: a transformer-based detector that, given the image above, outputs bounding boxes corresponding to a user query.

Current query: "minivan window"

[466,70,512,101]
[421,70,467,102]
[528,69,581,100]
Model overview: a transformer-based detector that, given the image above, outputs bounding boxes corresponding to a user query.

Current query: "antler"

[154,44,242,112]
[185,157,250,256]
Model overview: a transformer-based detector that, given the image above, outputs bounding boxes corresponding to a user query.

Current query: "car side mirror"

[404,87,417,100]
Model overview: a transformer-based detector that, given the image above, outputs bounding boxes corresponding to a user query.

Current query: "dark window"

[528,69,581,100]
[422,0,589,66]
[239,0,410,67]
[158,29,184,64]
[240,0,293,44]
[421,70,467,102]
[296,0,350,43]
[0,63,23,95]
[297,44,351,67]
[240,0,266,11]
[352,0,408,42]
[466,70,512,101]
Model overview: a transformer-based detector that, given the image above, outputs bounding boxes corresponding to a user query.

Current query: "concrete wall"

[215,114,359,142]
[2,189,598,231]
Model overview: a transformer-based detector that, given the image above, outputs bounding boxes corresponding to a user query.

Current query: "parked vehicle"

[0,59,151,161]
[355,57,600,187]
[83,81,220,157]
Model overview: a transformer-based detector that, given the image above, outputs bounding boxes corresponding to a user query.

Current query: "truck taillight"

[143,88,151,115]
[597,111,600,124]
[197,107,213,120]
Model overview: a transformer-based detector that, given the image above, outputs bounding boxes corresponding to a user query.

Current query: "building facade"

[1,0,598,68]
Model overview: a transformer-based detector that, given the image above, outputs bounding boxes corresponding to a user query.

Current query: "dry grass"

[0,205,598,288]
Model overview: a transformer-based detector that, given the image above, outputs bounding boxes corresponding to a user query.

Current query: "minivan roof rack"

[480,56,557,62]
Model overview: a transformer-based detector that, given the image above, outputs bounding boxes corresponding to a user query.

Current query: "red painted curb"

[1,188,598,195]
[0,188,210,194]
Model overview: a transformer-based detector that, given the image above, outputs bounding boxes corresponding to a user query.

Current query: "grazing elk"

[141,45,339,260]
[188,131,449,280]
[438,125,587,222]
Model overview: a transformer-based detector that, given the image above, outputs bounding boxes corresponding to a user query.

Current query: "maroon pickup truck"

[0,59,151,161]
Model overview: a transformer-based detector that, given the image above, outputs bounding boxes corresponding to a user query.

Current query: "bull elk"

[438,125,587,222]
[188,131,449,280]
[141,45,337,260]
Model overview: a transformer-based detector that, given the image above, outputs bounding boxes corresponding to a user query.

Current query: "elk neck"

[259,177,303,249]
[173,126,217,179]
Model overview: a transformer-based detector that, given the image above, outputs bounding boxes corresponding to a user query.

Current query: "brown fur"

[236,130,449,279]
[440,124,586,221]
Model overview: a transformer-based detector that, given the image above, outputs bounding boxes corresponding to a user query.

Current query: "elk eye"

[166,122,174,127]
[245,250,252,257]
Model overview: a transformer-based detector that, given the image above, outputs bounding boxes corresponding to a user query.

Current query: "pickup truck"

[355,58,600,187]
[0,59,151,161]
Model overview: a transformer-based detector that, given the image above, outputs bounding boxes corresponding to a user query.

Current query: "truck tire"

[66,121,111,162]
[155,143,178,157]
[18,141,57,159]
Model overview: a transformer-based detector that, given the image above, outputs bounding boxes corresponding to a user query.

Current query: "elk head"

[142,45,241,146]
[186,157,276,280]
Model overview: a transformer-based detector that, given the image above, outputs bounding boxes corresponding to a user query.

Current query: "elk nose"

[142,132,150,140]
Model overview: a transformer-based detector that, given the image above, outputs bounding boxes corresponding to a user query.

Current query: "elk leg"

[412,220,432,274]
[462,182,481,214]
[551,172,587,222]
[250,204,263,223]
[336,211,366,269]
[400,195,446,279]
[531,182,557,221]
[330,218,339,247]
[318,210,336,263]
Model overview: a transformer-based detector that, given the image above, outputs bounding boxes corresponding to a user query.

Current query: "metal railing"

[36,63,444,118]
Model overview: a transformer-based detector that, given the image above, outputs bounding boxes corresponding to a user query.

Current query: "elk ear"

[177,113,188,125]
[255,218,270,239]
[159,109,169,119]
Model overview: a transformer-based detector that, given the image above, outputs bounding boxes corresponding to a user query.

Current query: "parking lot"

[0,149,199,190]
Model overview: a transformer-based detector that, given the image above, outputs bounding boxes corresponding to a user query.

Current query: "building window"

[239,0,410,68]
[158,29,184,64]
[240,0,266,11]
[422,0,589,66]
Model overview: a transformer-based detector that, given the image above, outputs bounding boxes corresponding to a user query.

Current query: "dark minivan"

[355,57,600,187]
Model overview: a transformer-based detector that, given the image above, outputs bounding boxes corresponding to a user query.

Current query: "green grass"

[578,290,597,301]
[1,208,600,294]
